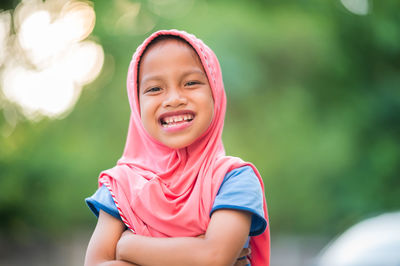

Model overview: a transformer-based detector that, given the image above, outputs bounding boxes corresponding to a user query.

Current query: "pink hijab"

[99,29,270,265]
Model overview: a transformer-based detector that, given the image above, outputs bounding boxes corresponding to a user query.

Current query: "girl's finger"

[234,257,250,266]
[238,247,251,257]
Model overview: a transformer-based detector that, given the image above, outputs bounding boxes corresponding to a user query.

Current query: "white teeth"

[162,114,194,126]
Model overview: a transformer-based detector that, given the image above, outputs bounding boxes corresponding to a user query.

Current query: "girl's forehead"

[138,38,206,81]
[140,38,202,68]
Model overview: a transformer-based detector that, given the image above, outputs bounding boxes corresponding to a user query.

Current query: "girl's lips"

[158,110,195,133]
[161,119,194,133]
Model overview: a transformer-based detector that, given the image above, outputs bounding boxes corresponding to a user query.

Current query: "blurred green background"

[0,0,399,264]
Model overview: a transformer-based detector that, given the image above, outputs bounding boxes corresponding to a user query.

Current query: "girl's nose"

[163,89,187,108]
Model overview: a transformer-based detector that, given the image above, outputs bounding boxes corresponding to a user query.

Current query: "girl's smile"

[159,110,194,132]
[138,38,214,149]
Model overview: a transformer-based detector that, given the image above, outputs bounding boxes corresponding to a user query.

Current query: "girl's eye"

[145,87,161,94]
[185,81,200,86]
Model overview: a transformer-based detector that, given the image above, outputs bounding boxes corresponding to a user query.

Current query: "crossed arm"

[85,209,252,266]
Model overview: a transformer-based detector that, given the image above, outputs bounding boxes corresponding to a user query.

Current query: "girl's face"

[138,39,214,149]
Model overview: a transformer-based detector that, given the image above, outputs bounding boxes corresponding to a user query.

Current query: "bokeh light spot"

[0,11,11,67]
[0,0,103,122]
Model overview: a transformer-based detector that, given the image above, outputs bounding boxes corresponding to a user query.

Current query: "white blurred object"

[340,0,370,15]
[17,1,96,66]
[60,41,104,86]
[0,0,103,121]
[0,11,11,66]
[2,64,78,120]
[316,211,400,266]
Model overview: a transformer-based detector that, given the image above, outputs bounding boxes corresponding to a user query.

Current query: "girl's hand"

[234,247,251,265]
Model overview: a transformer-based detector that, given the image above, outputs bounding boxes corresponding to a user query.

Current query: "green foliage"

[0,0,399,238]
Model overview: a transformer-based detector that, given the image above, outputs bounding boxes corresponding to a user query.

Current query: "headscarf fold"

[98,29,270,265]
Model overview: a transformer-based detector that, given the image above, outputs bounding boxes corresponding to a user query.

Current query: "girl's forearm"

[116,234,222,266]
[99,260,138,266]
[116,210,251,266]
[85,211,141,266]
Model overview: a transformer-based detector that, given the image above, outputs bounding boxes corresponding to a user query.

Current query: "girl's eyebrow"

[181,69,207,78]
[140,75,163,85]
[140,69,207,85]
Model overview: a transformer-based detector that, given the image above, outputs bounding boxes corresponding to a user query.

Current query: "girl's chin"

[159,135,197,150]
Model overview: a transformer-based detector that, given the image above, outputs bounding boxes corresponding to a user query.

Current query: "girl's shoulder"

[221,165,260,188]
[214,165,267,236]
[225,165,256,177]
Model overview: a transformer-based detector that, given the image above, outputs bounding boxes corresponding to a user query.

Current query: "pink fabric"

[98,29,270,265]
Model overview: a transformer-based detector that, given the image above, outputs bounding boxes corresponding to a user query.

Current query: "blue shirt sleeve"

[85,185,121,219]
[211,165,267,236]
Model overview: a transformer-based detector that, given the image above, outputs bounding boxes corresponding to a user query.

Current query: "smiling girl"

[84,30,270,266]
